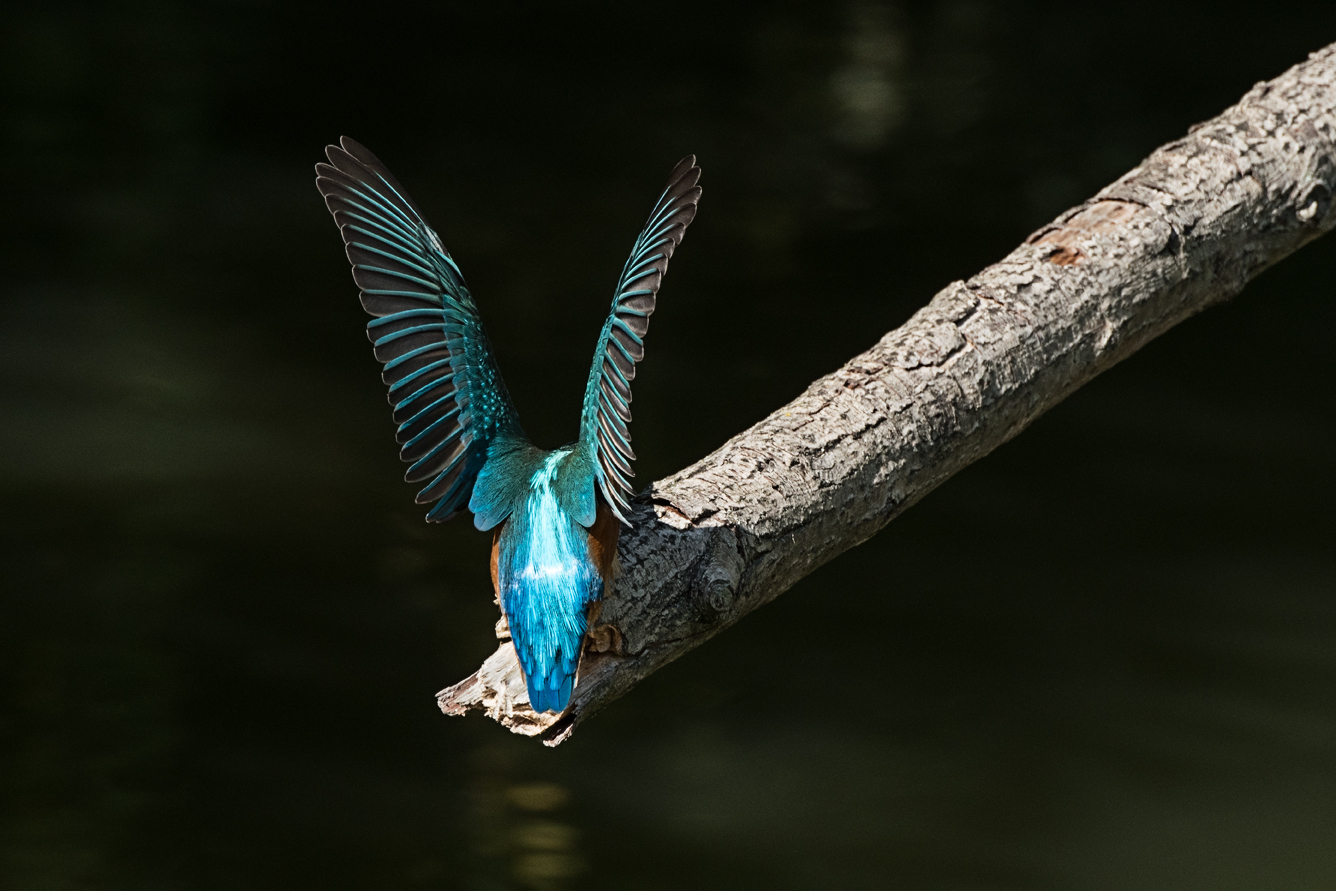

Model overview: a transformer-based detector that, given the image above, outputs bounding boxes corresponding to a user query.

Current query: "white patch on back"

[519,450,579,583]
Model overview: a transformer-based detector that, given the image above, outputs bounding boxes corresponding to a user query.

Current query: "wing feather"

[578,157,701,524]
[316,137,524,523]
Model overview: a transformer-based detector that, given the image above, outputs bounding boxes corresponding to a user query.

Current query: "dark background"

[4,2,1336,889]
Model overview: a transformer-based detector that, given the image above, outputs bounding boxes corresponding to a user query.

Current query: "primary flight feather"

[315,138,701,713]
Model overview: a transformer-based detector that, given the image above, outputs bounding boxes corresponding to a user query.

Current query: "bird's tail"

[526,669,574,714]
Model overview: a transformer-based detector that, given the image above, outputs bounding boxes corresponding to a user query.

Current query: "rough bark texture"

[439,44,1336,745]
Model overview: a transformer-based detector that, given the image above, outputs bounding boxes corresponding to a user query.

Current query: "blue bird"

[316,138,700,713]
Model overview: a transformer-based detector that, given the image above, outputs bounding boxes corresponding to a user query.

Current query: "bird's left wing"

[578,156,701,524]
[316,137,524,523]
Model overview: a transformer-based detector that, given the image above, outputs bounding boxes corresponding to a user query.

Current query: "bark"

[438,44,1336,746]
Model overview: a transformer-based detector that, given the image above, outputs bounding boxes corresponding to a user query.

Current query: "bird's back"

[489,445,612,712]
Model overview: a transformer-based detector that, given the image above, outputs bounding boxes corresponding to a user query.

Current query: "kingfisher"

[315,138,700,713]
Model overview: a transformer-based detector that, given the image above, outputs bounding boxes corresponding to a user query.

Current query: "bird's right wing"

[316,137,524,523]
[578,156,701,524]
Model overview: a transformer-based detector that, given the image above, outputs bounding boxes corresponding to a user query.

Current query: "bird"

[315,138,701,714]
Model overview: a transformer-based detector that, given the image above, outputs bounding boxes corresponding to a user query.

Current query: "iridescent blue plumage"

[317,138,700,713]
[493,448,600,713]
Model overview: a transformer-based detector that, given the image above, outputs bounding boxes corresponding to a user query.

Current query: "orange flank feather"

[490,526,502,601]
[585,499,619,647]
[586,499,621,586]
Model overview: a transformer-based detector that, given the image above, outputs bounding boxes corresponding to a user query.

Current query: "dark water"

[4,2,1336,888]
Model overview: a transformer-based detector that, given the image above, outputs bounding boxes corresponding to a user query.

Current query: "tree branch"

[439,43,1336,745]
